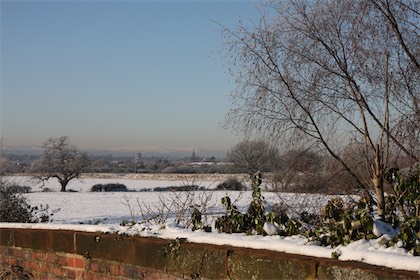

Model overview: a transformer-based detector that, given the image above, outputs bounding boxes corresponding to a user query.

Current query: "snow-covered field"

[1,175,419,273]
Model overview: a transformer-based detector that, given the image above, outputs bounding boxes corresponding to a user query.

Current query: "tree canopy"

[227,140,280,173]
[33,136,90,192]
[222,0,419,219]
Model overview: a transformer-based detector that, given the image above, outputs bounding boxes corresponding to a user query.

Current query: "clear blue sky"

[1,0,260,156]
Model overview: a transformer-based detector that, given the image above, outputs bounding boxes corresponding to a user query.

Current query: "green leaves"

[191,208,203,232]
[213,167,419,255]
[384,165,419,220]
[306,197,375,247]
[216,172,267,234]
[386,217,420,256]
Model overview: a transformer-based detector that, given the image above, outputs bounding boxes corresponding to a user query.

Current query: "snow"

[1,175,419,274]
[263,221,279,236]
[373,219,398,238]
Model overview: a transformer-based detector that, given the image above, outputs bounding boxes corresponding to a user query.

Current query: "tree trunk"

[59,179,69,192]
[372,145,385,220]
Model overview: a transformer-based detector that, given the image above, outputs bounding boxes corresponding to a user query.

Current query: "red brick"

[88,260,108,274]
[98,274,113,280]
[63,268,77,279]
[84,271,101,280]
[50,266,64,277]
[76,270,86,280]
[20,260,31,270]
[27,260,40,272]
[108,262,123,276]
[12,248,23,257]
[2,256,16,265]
[74,256,84,268]
[46,252,60,262]
[47,253,66,266]
[22,250,31,260]
[38,262,49,272]
[87,259,101,272]
[34,251,47,262]
[66,256,75,267]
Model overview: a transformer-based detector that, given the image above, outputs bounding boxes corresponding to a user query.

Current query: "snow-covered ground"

[1,175,419,273]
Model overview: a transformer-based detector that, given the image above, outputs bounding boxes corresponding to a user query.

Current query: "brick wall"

[0,227,418,280]
[0,246,177,279]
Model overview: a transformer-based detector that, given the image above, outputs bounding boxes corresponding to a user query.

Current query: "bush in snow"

[91,184,103,192]
[215,178,247,191]
[305,197,375,247]
[384,165,419,224]
[4,185,31,193]
[215,172,304,236]
[91,183,128,192]
[213,170,419,255]
[0,187,59,223]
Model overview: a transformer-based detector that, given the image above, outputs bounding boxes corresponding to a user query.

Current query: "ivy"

[216,172,267,234]
[305,197,375,247]
[215,172,301,236]
[385,165,420,221]
[191,208,203,231]
[210,167,419,255]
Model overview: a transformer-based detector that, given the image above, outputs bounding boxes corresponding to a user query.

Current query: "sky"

[1,0,261,157]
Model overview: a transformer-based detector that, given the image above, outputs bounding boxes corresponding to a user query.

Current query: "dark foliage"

[0,189,59,223]
[154,185,203,192]
[4,185,31,193]
[216,172,268,234]
[90,183,128,192]
[215,178,247,191]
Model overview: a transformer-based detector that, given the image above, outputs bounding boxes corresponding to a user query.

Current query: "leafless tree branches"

[222,0,419,219]
[32,136,90,192]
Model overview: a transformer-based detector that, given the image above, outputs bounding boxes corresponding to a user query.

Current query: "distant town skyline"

[5,143,229,158]
[1,0,261,156]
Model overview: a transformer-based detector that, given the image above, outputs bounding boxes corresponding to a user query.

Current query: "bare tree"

[227,140,280,173]
[279,149,323,174]
[271,148,326,192]
[32,136,90,192]
[222,0,419,220]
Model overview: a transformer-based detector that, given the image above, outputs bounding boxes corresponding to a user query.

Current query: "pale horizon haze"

[1,0,260,157]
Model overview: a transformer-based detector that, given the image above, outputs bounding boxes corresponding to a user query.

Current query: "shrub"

[154,185,201,192]
[383,165,420,255]
[215,172,286,235]
[215,178,247,191]
[305,197,375,247]
[91,184,103,192]
[5,185,31,193]
[0,189,59,223]
[215,196,249,233]
[385,217,420,256]
[90,183,128,192]
[213,169,419,254]
[384,165,419,220]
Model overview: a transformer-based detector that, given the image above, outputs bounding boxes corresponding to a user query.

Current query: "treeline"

[4,154,238,174]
